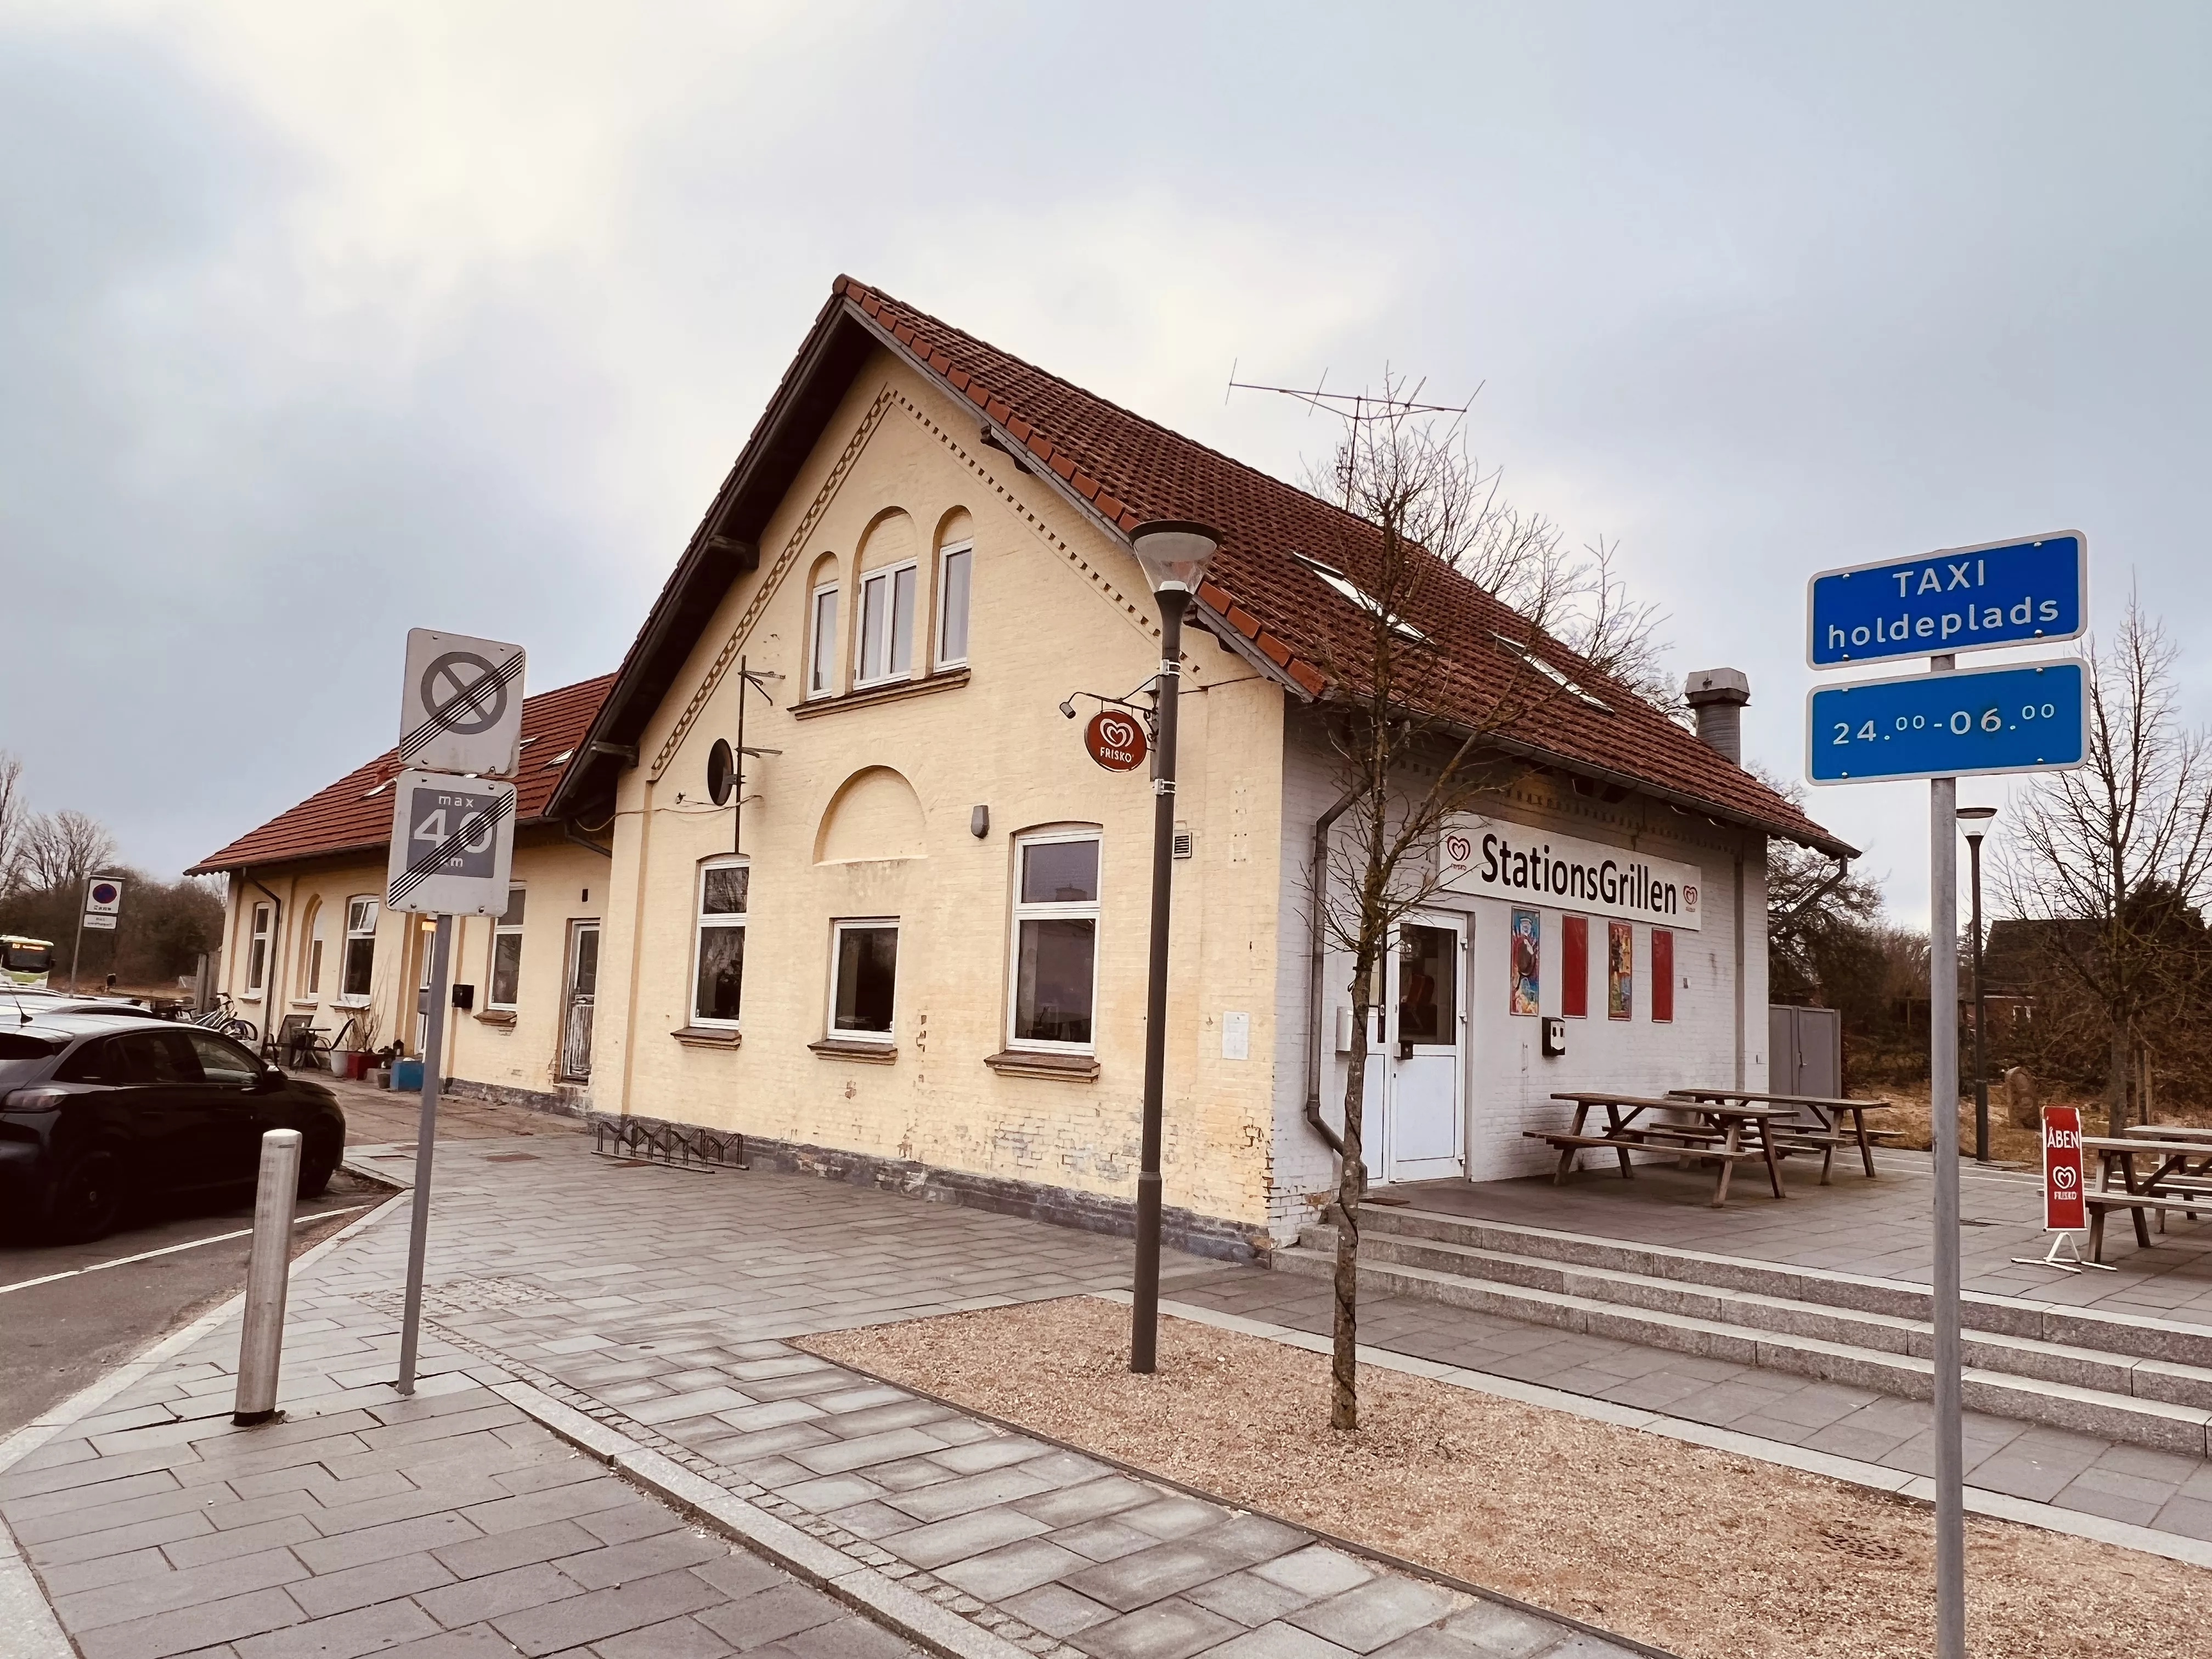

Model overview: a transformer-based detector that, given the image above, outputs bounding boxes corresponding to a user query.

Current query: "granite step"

[1278,1222,2212,1457]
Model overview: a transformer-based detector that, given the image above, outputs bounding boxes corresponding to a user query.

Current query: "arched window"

[805,552,841,699]
[935,509,974,670]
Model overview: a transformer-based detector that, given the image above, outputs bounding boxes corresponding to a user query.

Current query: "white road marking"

[0,1205,371,1296]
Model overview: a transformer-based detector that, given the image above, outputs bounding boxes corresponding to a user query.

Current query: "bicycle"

[185,994,259,1045]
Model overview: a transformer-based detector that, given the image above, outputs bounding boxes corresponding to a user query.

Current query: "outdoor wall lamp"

[1126,519,1221,1376]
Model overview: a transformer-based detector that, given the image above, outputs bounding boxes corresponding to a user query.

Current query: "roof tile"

[191,674,614,873]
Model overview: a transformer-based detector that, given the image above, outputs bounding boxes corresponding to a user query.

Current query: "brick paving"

[4,1129,1648,1658]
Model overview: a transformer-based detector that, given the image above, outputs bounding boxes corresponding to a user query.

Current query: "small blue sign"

[1807,532,2086,668]
[1807,661,2087,785]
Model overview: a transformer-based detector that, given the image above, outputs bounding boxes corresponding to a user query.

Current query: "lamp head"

[1058,697,1079,720]
[1129,520,1221,595]
[1957,804,1996,843]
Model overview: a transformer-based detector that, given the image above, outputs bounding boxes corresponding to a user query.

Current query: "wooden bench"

[2087,1192,2212,1261]
[1531,1093,1792,1207]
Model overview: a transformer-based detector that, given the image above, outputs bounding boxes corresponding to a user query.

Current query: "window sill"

[475,1009,517,1026]
[791,667,969,720]
[290,999,318,1009]
[810,1037,898,1064]
[984,1048,1100,1082]
[332,997,371,1009]
[673,1025,742,1048]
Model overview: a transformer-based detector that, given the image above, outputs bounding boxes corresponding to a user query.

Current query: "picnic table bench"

[1667,1088,1893,1182]
[1530,1092,1795,1207]
[2081,1135,2212,1260]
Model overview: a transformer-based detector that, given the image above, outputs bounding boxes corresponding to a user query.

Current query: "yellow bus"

[2,935,57,988]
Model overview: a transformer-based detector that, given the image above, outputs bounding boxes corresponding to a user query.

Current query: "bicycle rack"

[589,1112,748,1172]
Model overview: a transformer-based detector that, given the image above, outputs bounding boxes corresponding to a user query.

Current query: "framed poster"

[1509,909,1541,1016]
[1607,921,1633,1020]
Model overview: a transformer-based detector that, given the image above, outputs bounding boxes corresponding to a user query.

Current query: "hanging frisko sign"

[1084,709,1149,773]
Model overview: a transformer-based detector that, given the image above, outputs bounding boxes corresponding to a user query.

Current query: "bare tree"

[1296,376,1666,1429]
[14,809,121,900]
[1998,592,2212,1134]
[0,752,25,897]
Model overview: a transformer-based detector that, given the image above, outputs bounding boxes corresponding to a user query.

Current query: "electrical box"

[1334,1006,1354,1054]
[1541,1016,1567,1058]
[451,983,476,1011]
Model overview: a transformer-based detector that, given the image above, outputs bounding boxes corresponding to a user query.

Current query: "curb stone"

[789,1313,1681,1659]
[1115,1291,2212,1573]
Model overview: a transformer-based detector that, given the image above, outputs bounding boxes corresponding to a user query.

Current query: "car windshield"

[0,1032,64,1090]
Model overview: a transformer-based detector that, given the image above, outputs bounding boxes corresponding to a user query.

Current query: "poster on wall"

[1509,909,1541,1015]
[1607,921,1634,1019]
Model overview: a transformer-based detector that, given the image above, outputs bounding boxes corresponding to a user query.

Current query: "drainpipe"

[1303,787,1361,1157]
[247,876,284,1056]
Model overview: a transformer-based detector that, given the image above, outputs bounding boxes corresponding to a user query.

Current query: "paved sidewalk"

[4,1134,1652,1659]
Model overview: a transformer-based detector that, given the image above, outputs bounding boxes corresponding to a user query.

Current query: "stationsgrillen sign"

[1437,819,1702,930]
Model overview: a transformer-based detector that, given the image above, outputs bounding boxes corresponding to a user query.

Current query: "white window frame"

[808,583,839,699]
[827,917,899,1045]
[244,903,272,999]
[1006,828,1102,1054]
[335,896,378,1008]
[854,561,918,689]
[689,857,749,1029]
[488,886,526,1012]
[304,904,327,997]
[935,541,973,670]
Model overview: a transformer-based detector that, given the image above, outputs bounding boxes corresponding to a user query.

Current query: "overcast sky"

[4,2,2206,925]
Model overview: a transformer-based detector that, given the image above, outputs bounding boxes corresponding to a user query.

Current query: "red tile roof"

[831,277,1844,854]
[190,674,615,873]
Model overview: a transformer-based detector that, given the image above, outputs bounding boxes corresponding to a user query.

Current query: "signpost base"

[2011,1232,2115,1275]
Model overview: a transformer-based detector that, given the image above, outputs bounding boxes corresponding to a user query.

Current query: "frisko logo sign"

[1438,820,1702,931]
[1084,710,1148,774]
[2041,1105,2086,1233]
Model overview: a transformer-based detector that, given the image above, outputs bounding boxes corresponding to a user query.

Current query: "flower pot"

[370,1069,391,1090]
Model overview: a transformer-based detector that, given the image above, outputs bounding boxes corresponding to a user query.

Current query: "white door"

[1383,916,1466,1182]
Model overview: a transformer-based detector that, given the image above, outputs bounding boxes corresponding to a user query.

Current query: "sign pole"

[395,912,454,1396]
[1928,658,1966,1659]
[69,899,86,995]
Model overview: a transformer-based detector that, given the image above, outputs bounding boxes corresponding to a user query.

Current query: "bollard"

[233,1128,302,1426]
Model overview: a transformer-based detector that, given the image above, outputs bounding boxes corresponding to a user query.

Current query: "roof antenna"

[5,985,31,1025]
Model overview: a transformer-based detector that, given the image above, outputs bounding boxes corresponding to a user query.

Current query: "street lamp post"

[1126,520,1221,1376]
[1959,806,1996,1164]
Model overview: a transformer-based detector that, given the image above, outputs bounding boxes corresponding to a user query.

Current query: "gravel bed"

[803,1297,2211,1659]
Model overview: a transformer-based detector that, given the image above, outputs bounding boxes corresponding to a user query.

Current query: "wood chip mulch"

[800,1297,2211,1659]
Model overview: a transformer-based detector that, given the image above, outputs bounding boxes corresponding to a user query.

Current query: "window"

[245,904,272,997]
[114,1029,199,1084]
[691,861,748,1025]
[809,584,839,697]
[828,920,898,1041]
[1561,916,1589,1018]
[855,562,917,687]
[489,887,525,1011]
[1652,928,1675,1023]
[1494,633,1609,710]
[936,543,972,667]
[184,1029,259,1087]
[1009,832,1100,1049]
[1293,554,1429,643]
[340,898,377,1003]
[304,904,327,996]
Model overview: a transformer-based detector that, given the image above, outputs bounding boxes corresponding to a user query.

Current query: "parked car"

[0,1013,346,1243]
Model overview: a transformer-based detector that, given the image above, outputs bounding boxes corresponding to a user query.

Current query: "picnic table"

[1668,1087,1893,1183]
[2080,1135,2212,1260]
[1529,1092,1795,1207]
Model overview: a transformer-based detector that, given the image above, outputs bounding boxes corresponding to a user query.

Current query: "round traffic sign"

[421,651,510,735]
[1084,710,1149,773]
[90,882,120,906]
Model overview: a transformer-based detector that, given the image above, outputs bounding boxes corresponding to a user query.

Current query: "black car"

[0,1013,347,1243]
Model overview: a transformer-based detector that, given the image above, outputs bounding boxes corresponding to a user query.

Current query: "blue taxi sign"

[1807,532,2085,669]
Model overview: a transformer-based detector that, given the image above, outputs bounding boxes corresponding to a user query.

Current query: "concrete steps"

[1275,1205,2212,1457]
